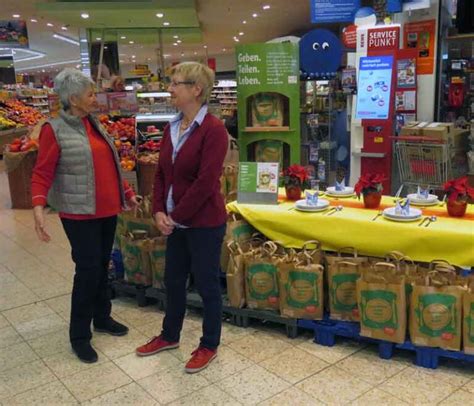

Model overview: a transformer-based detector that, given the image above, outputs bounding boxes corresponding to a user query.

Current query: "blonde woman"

[136,62,228,373]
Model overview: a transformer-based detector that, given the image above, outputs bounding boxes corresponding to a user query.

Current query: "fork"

[372,210,383,221]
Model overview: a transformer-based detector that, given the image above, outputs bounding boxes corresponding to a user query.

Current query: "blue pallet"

[111,249,124,279]
[298,317,474,369]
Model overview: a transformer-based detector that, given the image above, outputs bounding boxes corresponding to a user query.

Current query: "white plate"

[407,193,439,205]
[295,199,330,212]
[325,186,355,197]
[383,207,422,221]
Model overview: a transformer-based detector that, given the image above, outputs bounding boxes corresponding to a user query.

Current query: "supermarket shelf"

[243,126,291,132]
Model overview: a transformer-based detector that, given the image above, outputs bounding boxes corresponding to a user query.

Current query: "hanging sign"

[237,162,279,205]
[356,55,394,120]
[0,20,29,48]
[403,19,436,75]
[310,0,361,24]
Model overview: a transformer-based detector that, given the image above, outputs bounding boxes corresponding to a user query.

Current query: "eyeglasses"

[169,80,195,87]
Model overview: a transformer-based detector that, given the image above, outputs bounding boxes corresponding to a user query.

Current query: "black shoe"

[72,342,98,363]
[94,318,129,336]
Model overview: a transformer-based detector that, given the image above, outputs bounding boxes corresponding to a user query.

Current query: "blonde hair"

[170,62,215,104]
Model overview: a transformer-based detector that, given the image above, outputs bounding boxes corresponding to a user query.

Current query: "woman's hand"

[154,212,174,236]
[127,195,142,210]
[33,206,51,242]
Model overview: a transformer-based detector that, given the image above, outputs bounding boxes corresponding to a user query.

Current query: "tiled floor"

[0,161,473,405]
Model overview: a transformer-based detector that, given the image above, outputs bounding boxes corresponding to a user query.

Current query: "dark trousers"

[61,216,117,345]
[161,224,226,350]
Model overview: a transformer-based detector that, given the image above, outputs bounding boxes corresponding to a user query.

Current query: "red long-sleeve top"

[31,117,134,220]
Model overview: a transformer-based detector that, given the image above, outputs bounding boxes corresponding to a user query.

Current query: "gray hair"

[54,68,94,110]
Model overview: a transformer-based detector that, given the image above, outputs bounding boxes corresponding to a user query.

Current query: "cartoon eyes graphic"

[312,42,330,51]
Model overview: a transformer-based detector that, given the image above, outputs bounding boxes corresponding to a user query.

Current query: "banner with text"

[310,0,360,23]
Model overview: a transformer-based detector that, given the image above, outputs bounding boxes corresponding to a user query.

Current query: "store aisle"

[0,163,472,405]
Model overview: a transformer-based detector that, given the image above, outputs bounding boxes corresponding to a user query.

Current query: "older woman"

[136,62,228,373]
[31,68,139,363]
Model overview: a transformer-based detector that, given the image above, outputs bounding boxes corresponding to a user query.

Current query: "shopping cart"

[392,136,451,190]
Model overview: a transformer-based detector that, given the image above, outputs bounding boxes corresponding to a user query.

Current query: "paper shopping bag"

[226,241,247,308]
[464,281,474,355]
[121,235,152,286]
[410,273,466,351]
[279,258,324,319]
[147,236,167,289]
[328,261,361,321]
[245,242,280,311]
[357,262,407,344]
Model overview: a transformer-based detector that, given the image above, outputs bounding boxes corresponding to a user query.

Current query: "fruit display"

[5,136,39,153]
[99,114,135,141]
[121,157,136,171]
[116,140,136,172]
[138,139,161,153]
[2,100,46,126]
[138,152,159,165]
[0,114,18,130]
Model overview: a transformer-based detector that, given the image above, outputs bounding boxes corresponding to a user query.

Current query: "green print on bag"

[247,263,278,300]
[123,245,141,274]
[466,302,474,345]
[360,290,398,330]
[416,293,457,337]
[151,249,166,282]
[331,273,358,312]
[232,224,253,241]
[286,271,319,309]
[467,303,474,344]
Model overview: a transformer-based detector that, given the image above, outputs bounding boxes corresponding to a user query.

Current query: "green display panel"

[236,43,301,165]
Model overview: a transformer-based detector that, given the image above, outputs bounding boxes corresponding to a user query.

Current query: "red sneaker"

[185,346,217,373]
[135,335,179,357]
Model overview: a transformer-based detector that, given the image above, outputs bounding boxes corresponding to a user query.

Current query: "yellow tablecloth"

[227,195,474,267]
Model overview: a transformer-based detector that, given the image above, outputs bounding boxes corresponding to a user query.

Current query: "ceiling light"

[47,23,54,27]
[42,69,45,73]
[252,13,258,18]
[239,32,244,36]
[119,60,124,63]
[12,14,20,18]
[156,13,164,18]
[81,13,89,19]
[96,37,101,41]
[30,19,37,23]
[132,55,136,58]
[242,20,247,24]
[80,39,87,43]
[177,40,182,43]
[53,33,80,46]
[76,64,80,68]
[61,26,68,31]
[120,36,126,39]
[222,48,226,51]
[173,43,178,46]
[233,37,240,42]
[129,41,134,44]
[263,5,271,10]
[173,35,179,39]
[203,45,208,49]
[163,22,170,26]
[194,51,197,55]
[16,59,81,72]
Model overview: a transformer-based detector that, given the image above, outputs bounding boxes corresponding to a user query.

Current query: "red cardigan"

[153,113,228,228]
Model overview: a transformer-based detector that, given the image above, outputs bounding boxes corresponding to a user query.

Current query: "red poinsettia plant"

[281,165,310,189]
[354,173,387,198]
[443,176,474,202]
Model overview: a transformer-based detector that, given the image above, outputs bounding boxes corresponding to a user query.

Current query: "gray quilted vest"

[47,110,125,214]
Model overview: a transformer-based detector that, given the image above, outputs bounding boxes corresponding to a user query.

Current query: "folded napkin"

[395,199,411,216]
[335,179,345,191]
[305,190,319,207]
[417,186,429,200]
